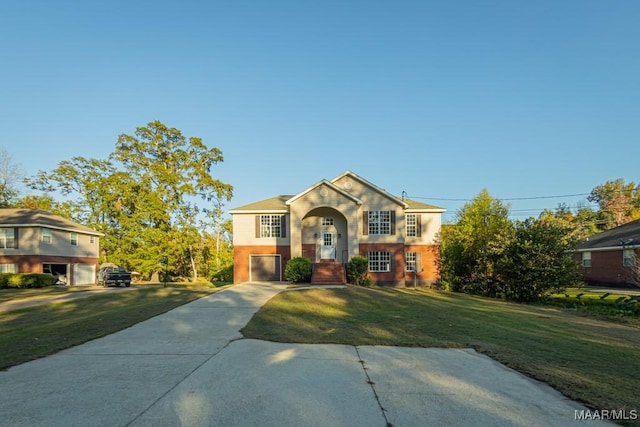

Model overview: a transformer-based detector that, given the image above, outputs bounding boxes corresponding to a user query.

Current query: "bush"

[284,257,313,284]
[1,273,57,289]
[347,256,369,286]
[211,265,233,282]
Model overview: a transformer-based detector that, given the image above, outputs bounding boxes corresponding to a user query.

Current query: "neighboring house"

[229,171,445,286]
[573,219,640,287]
[0,209,104,285]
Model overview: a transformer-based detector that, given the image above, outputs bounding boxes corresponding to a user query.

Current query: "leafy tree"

[497,218,581,302]
[26,121,233,280]
[588,178,640,229]
[440,190,513,296]
[0,148,24,207]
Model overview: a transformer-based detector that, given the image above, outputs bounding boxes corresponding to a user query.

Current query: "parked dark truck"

[97,266,132,287]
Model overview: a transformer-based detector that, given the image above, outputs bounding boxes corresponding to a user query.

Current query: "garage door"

[73,264,96,285]
[250,255,281,282]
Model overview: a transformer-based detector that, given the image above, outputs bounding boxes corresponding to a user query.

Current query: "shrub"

[285,257,313,283]
[211,265,233,282]
[347,256,369,286]
[3,273,56,289]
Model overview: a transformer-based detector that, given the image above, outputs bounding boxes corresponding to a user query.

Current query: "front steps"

[311,262,346,285]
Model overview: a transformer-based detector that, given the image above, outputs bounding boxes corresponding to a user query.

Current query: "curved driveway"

[0,283,612,426]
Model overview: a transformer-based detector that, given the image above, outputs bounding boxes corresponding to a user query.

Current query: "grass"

[242,285,640,423]
[0,285,221,370]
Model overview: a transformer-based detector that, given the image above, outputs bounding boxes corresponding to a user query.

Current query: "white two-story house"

[229,171,445,286]
[0,209,104,285]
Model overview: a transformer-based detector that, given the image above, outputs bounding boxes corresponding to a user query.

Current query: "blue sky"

[1,1,639,222]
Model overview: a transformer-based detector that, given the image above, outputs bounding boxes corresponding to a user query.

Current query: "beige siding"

[233,214,290,247]
[4,227,100,258]
[404,213,441,245]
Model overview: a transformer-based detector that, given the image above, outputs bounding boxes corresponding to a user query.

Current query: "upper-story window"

[260,215,282,238]
[70,232,78,246]
[0,228,16,249]
[322,217,334,226]
[42,228,52,244]
[406,214,417,237]
[582,252,591,267]
[623,249,635,267]
[368,211,391,235]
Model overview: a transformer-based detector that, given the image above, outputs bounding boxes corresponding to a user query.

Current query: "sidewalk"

[0,283,612,426]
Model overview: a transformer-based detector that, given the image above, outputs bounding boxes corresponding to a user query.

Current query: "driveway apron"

[0,283,613,427]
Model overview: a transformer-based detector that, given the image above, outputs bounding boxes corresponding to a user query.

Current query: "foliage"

[0,273,57,289]
[497,218,581,302]
[346,255,370,286]
[211,264,234,282]
[0,148,24,207]
[439,189,513,296]
[588,178,640,230]
[25,121,233,281]
[284,257,313,283]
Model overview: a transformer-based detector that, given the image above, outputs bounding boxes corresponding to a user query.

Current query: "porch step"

[311,263,346,285]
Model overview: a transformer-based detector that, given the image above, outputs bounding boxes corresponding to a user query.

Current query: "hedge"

[0,273,57,289]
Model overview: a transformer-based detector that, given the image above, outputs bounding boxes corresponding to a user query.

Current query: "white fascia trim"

[574,245,640,252]
[228,209,289,215]
[286,179,363,206]
[331,170,408,209]
[406,208,447,213]
[0,224,104,237]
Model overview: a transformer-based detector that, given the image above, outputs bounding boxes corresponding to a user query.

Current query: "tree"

[439,190,514,296]
[0,148,24,207]
[497,218,581,302]
[588,179,640,229]
[26,121,233,281]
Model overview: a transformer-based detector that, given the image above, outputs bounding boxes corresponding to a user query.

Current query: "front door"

[320,231,336,260]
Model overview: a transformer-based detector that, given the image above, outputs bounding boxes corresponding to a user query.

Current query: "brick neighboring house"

[0,209,104,285]
[229,171,445,286]
[573,219,640,287]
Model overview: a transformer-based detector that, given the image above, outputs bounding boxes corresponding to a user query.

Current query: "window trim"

[0,228,16,249]
[582,252,591,268]
[42,228,52,244]
[623,249,635,267]
[368,251,391,272]
[322,217,334,226]
[70,232,78,246]
[259,215,282,238]
[405,252,417,272]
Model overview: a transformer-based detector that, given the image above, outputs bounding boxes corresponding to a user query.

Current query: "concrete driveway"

[0,283,612,426]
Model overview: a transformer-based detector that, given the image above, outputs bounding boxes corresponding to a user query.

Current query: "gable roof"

[285,179,363,206]
[228,171,446,214]
[575,219,640,251]
[331,170,409,208]
[228,195,293,213]
[0,209,104,236]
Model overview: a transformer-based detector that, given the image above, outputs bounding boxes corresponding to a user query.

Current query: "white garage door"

[73,264,96,285]
[250,255,281,282]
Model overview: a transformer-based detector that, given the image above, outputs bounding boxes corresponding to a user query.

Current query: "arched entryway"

[301,207,348,263]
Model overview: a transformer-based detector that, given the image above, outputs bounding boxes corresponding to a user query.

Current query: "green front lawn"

[0,286,220,370]
[242,286,640,422]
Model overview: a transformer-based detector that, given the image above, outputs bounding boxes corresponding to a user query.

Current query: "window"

[0,264,16,273]
[582,252,591,268]
[90,235,95,244]
[405,252,417,272]
[42,228,52,244]
[260,215,282,238]
[0,229,15,249]
[70,232,78,246]
[406,214,417,237]
[368,211,391,235]
[322,217,334,226]
[623,249,635,267]
[368,251,391,272]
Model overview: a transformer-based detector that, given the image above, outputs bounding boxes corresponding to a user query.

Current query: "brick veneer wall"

[233,245,291,283]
